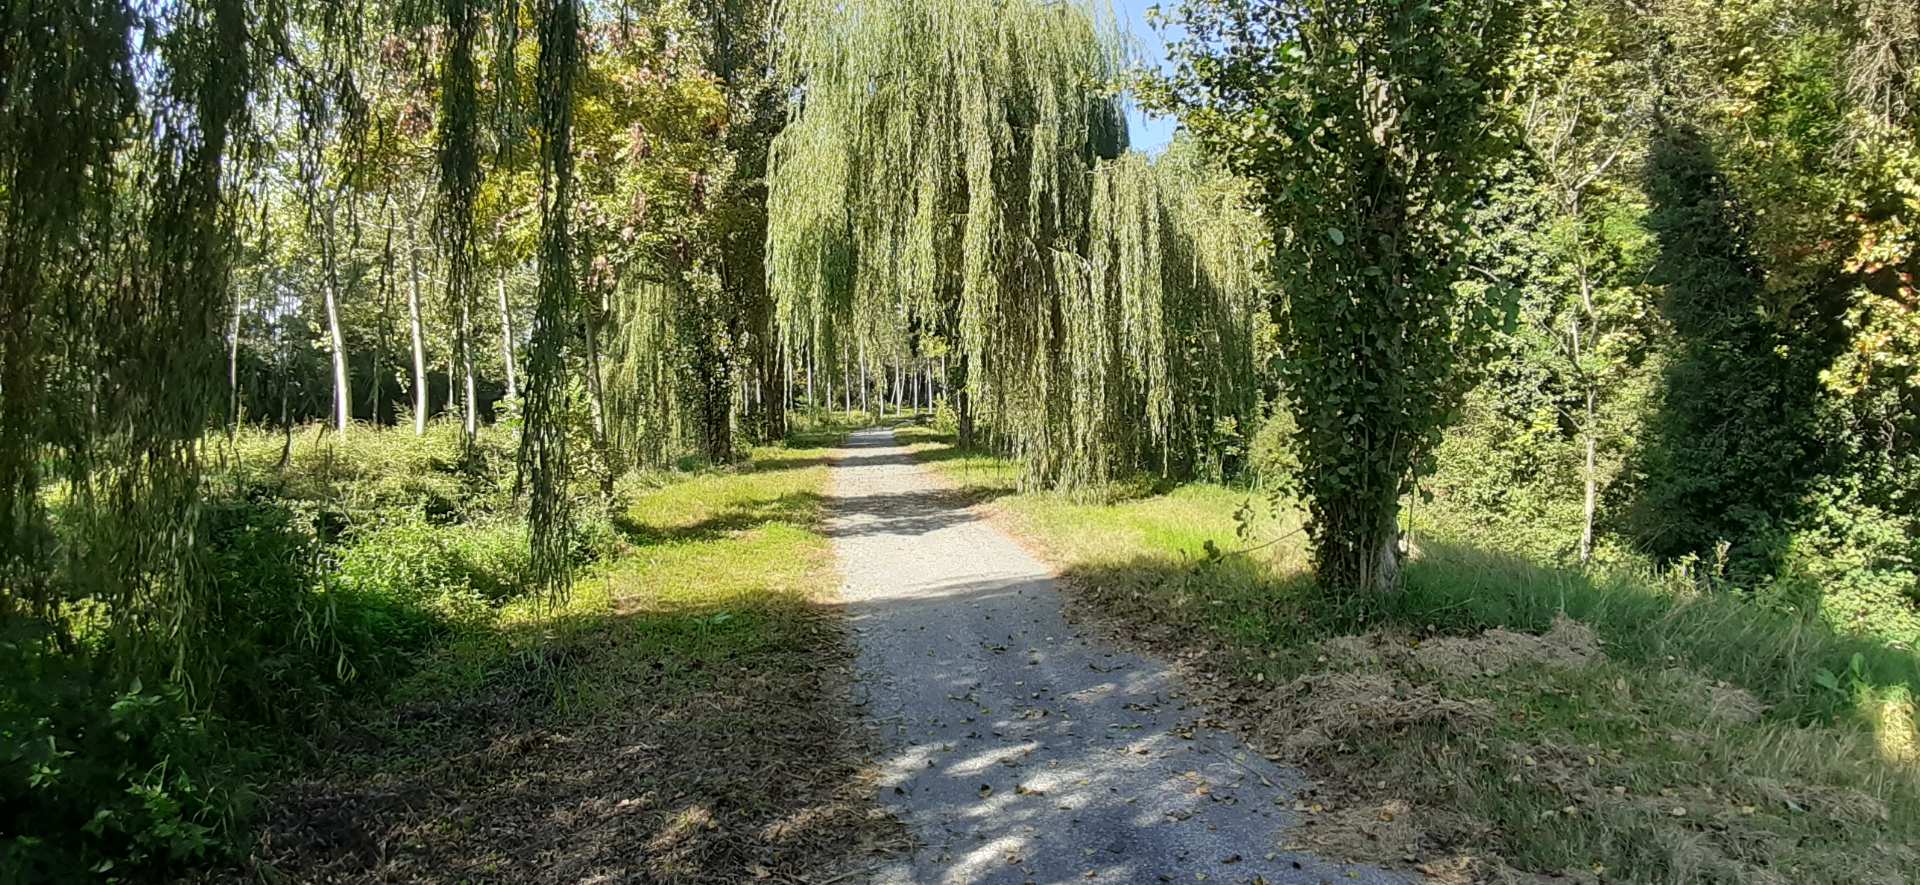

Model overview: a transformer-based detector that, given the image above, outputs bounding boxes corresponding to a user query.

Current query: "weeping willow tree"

[768,0,1263,488]
[1085,142,1268,482]
[0,0,265,687]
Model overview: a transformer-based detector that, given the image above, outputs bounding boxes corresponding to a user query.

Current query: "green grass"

[242,431,902,883]
[898,427,1920,884]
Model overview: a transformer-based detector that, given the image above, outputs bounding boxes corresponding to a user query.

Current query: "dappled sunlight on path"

[828,427,1407,884]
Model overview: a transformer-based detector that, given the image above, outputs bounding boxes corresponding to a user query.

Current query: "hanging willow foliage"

[1,0,267,688]
[587,1,743,468]
[438,0,485,451]
[519,0,580,601]
[1086,144,1267,481]
[0,0,136,616]
[767,0,1262,488]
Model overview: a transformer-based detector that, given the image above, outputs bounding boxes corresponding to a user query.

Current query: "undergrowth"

[2,422,625,880]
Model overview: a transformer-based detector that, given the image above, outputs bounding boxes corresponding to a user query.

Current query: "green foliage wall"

[1417,0,1920,645]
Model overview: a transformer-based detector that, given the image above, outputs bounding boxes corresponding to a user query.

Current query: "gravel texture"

[828,427,1408,885]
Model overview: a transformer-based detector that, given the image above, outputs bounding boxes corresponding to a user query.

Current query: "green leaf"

[1327,228,1346,245]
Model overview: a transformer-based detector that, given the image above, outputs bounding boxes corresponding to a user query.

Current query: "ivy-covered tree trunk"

[697,362,735,463]
[521,0,582,599]
[1156,0,1522,593]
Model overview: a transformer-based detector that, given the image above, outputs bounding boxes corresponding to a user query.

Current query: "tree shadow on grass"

[743,453,833,472]
[241,594,907,884]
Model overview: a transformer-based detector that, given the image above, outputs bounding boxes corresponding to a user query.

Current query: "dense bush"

[1,623,246,878]
[2,423,626,879]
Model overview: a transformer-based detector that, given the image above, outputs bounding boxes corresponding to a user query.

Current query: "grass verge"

[898,426,1920,885]
[240,431,904,883]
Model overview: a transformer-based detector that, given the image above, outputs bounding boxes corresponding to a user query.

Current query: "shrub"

[1,622,248,880]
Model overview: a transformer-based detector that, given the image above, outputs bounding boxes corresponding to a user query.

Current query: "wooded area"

[2,0,1915,879]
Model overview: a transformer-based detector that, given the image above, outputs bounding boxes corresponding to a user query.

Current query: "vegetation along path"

[828,427,1402,884]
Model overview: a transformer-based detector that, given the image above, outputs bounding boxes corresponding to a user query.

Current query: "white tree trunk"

[1373,532,1402,595]
[1574,236,1598,565]
[497,272,518,400]
[1582,390,1598,564]
[323,273,350,434]
[227,294,243,437]
[461,297,478,437]
[407,221,430,435]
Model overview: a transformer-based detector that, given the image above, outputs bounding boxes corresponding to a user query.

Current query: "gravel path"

[829,427,1407,885]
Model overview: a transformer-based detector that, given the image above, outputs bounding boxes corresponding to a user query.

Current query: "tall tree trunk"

[371,284,387,426]
[578,286,614,495]
[446,345,456,418]
[1575,251,1598,565]
[323,267,350,434]
[582,296,609,447]
[461,297,478,436]
[859,343,869,415]
[954,355,974,448]
[227,294,243,439]
[1582,388,1597,563]
[759,334,785,441]
[277,322,293,468]
[371,210,392,426]
[407,218,430,435]
[497,271,518,400]
[1572,209,1599,565]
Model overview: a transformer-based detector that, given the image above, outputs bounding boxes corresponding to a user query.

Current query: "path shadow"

[824,487,1012,539]
[241,592,905,884]
[613,491,827,545]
